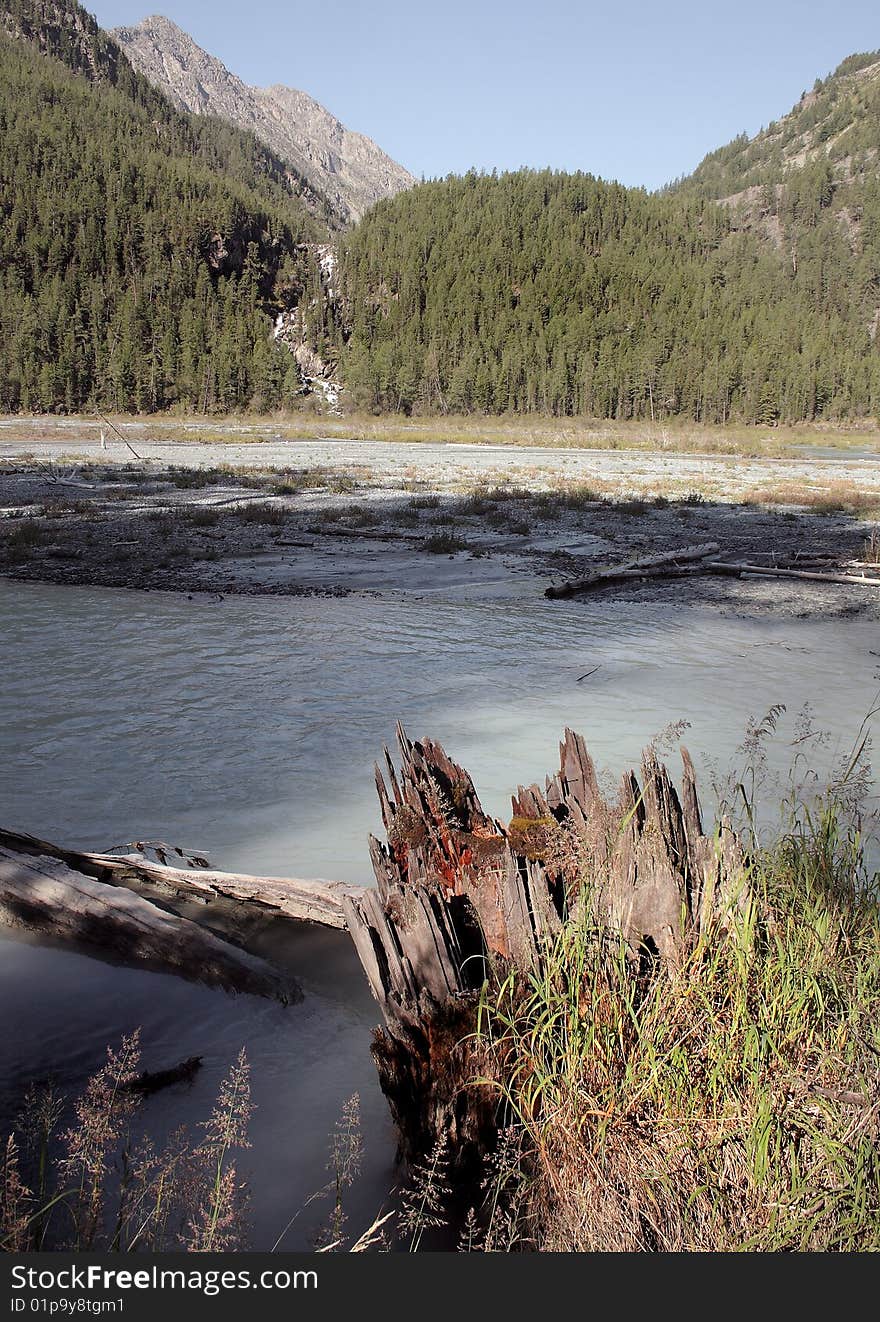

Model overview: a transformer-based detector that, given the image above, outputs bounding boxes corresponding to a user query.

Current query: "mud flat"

[1,425,879,618]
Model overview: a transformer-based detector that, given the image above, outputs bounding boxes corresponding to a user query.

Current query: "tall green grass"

[475,797,880,1251]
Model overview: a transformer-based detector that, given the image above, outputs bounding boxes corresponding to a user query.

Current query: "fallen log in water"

[0,828,359,929]
[545,542,720,598]
[124,1055,203,1094]
[0,843,298,1002]
[343,725,747,1169]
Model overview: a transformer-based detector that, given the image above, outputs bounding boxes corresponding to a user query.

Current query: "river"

[1,577,878,1247]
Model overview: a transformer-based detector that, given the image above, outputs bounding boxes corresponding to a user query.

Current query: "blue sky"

[90,1,880,189]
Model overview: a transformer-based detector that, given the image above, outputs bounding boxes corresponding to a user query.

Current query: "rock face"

[111,14,415,224]
[2,0,132,87]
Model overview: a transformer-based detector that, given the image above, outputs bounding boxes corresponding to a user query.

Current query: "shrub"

[187,507,221,528]
[422,530,470,554]
[235,502,286,526]
[3,519,46,558]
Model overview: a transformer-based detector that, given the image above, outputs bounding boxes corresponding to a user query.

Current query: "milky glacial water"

[0,577,878,1247]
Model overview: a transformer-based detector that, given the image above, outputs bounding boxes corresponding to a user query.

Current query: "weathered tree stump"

[344,725,748,1169]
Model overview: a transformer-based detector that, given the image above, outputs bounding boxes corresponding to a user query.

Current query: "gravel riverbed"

[2,427,879,618]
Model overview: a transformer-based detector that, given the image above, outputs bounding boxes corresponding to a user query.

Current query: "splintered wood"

[343,726,747,1162]
[345,725,747,1016]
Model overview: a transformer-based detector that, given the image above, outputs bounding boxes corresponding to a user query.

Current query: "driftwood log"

[545,543,720,598]
[124,1056,203,1095]
[705,561,880,588]
[0,828,358,930]
[343,726,747,1169]
[547,546,880,599]
[0,841,297,1002]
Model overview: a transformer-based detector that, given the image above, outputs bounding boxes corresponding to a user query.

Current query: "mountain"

[674,51,880,205]
[671,52,880,264]
[338,166,880,424]
[6,4,879,424]
[111,14,415,225]
[1,0,137,88]
[337,50,880,426]
[0,0,327,413]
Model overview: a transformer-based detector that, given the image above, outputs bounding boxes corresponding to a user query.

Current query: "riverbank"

[2,430,880,618]
[478,787,880,1251]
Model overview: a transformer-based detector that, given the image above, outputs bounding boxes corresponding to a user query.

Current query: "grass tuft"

[234,502,286,526]
[422,530,470,554]
[474,795,880,1251]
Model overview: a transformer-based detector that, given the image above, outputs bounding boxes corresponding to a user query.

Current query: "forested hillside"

[0,0,327,413]
[676,51,880,202]
[339,169,880,423]
[1,0,144,94]
[5,0,880,425]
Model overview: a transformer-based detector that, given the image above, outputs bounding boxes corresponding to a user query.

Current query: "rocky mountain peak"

[111,13,415,224]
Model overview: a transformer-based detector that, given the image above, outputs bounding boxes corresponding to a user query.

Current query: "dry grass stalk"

[475,793,880,1251]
